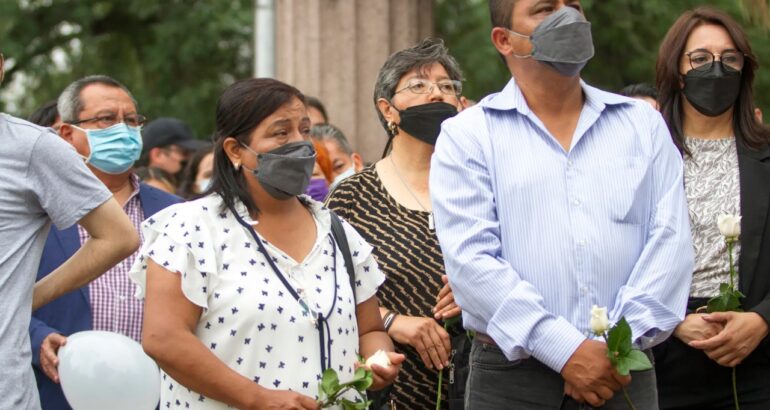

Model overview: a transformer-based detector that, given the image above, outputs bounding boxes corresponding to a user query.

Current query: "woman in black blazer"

[653,7,770,410]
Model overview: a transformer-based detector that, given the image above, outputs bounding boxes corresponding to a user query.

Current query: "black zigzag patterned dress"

[326,165,457,410]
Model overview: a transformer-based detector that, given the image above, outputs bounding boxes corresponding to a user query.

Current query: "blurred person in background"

[307,96,329,126]
[138,117,206,188]
[310,124,364,190]
[177,145,215,199]
[305,139,333,202]
[619,83,660,110]
[654,7,770,409]
[28,100,62,130]
[135,166,177,195]
[326,38,465,409]
[30,75,180,410]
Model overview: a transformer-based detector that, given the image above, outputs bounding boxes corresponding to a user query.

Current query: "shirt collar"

[126,173,142,203]
[231,195,332,235]
[480,77,632,114]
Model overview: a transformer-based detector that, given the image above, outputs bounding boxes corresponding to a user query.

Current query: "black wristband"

[383,311,398,332]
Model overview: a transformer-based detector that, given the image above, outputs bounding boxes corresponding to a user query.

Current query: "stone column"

[275,0,434,163]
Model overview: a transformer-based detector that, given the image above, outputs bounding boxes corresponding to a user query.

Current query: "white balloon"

[58,331,160,410]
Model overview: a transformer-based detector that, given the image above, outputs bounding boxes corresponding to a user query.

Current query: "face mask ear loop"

[69,124,94,164]
[506,29,534,59]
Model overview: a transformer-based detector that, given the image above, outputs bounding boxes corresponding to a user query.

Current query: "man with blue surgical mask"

[29,75,181,410]
[430,1,693,409]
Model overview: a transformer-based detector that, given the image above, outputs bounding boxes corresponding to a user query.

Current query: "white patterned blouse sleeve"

[129,202,219,309]
[341,218,386,303]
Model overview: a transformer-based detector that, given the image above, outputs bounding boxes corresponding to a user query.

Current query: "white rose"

[590,305,609,336]
[717,214,741,239]
[365,349,391,369]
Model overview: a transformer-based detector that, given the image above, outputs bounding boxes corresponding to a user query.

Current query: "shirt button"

[567,160,574,167]
[572,199,581,206]
[577,240,586,247]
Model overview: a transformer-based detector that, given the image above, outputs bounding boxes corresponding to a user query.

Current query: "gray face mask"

[241,141,317,200]
[507,6,595,77]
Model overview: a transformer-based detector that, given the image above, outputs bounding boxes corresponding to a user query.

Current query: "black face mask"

[393,102,459,145]
[241,141,316,200]
[683,62,741,117]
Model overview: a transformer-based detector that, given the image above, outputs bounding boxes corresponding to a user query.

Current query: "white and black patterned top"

[685,137,742,298]
[130,194,385,409]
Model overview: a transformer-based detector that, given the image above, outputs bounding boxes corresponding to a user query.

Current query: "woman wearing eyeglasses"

[326,38,465,409]
[653,7,770,409]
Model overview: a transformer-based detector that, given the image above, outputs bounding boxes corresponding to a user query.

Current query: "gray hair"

[373,37,463,136]
[309,123,353,155]
[58,75,137,123]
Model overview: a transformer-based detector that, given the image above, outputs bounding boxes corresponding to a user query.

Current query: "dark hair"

[488,0,516,29]
[657,6,770,155]
[210,78,306,215]
[177,145,214,199]
[619,83,658,100]
[28,100,59,127]
[373,38,463,156]
[306,96,328,124]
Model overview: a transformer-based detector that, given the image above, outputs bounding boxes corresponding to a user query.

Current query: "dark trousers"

[466,340,658,410]
[654,336,770,410]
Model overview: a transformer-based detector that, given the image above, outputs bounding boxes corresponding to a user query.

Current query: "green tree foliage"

[0,0,253,137]
[436,0,770,115]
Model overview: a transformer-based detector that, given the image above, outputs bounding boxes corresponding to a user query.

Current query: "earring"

[387,121,398,135]
[233,162,241,171]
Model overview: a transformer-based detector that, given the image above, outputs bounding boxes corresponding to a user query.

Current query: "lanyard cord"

[229,206,339,372]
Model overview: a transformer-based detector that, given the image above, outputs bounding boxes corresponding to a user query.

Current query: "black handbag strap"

[329,212,356,304]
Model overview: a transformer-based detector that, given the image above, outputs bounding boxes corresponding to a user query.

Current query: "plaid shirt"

[78,174,144,342]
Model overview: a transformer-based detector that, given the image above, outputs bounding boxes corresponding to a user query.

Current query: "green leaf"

[351,372,373,391]
[708,284,744,313]
[625,349,653,372]
[615,358,630,376]
[320,368,340,397]
[707,293,730,313]
[443,315,461,328]
[607,317,633,358]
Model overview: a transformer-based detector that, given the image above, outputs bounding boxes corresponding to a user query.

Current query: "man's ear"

[491,27,514,56]
[351,153,364,172]
[58,123,75,144]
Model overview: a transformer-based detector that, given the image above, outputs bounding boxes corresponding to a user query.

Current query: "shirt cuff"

[527,316,586,373]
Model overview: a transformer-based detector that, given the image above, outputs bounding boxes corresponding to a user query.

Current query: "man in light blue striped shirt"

[431,1,693,409]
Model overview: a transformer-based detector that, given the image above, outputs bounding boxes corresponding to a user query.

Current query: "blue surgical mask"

[196,177,212,193]
[330,165,356,189]
[73,123,143,174]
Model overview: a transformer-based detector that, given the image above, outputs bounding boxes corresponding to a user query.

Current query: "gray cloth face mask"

[507,6,595,77]
[241,140,317,200]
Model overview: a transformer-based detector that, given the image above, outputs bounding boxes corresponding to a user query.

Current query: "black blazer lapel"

[737,142,770,294]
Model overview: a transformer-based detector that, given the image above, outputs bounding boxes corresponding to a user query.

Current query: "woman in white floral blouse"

[131,78,403,410]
